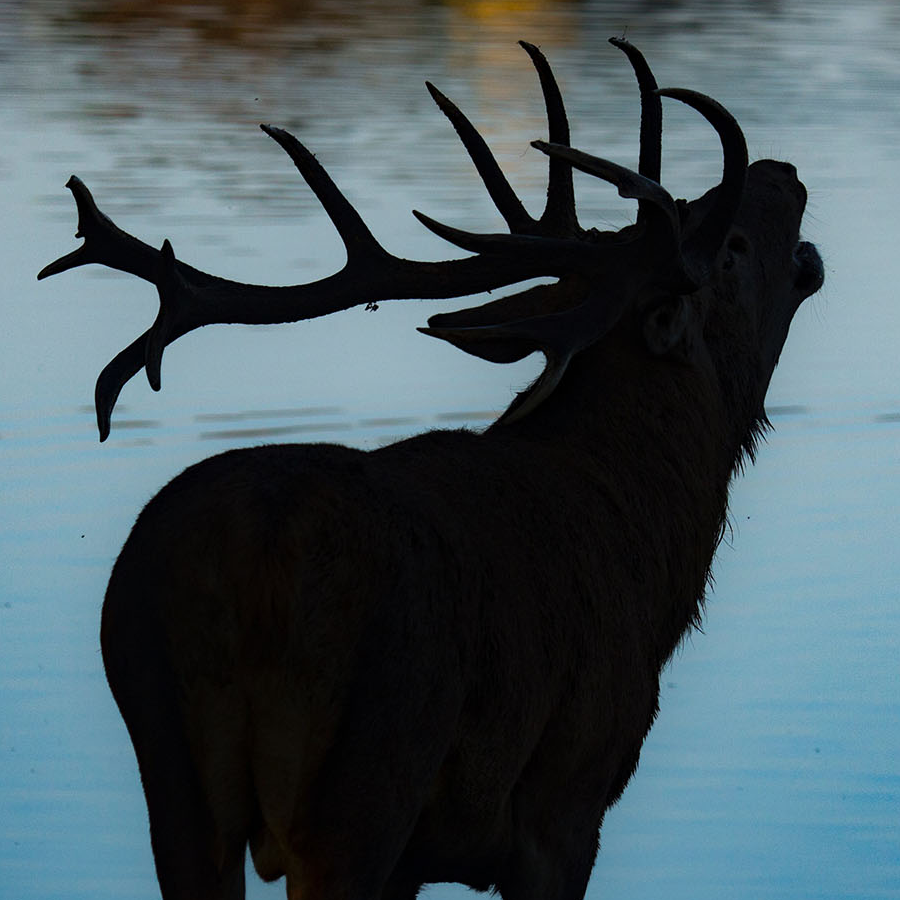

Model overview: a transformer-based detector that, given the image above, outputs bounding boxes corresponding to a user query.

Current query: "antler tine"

[422,286,628,426]
[425,82,534,235]
[531,141,679,239]
[141,126,398,390]
[412,209,594,270]
[260,125,387,263]
[423,316,577,424]
[95,333,151,441]
[518,41,579,236]
[657,87,748,277]
[38,176,165,283]
[609,38,662,188]
[144,239,188,391]
[499,351,572,425]
[422,300,596,362]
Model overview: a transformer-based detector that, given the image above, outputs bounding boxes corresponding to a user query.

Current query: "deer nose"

[757,159,806,205]
[773,161,797,179]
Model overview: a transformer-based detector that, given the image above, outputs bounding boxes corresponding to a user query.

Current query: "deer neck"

[498,341,734,663]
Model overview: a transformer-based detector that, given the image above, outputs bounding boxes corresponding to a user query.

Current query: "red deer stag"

[40,38,823,900]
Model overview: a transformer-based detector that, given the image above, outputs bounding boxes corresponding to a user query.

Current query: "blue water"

[2,1,898,898]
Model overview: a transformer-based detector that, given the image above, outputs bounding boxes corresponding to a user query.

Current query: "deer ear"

[642,295,691,356]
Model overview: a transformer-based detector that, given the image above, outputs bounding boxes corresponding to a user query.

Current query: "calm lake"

[2,1,898,898]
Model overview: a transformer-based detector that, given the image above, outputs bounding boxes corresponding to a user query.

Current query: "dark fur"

[102,159,818,900]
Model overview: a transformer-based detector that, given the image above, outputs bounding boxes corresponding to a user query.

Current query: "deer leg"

[102,567,252,900]
[101,614,228,899]
[279,609,466,900]
[497,826,599,900]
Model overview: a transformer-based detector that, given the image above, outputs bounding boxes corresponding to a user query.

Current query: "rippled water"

[2,1,899,898]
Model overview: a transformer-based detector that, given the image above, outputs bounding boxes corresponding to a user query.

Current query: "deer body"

[102,337,729,899]
[41,38,823,900]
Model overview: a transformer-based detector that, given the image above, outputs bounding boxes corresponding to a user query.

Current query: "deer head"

[59,39,825,900]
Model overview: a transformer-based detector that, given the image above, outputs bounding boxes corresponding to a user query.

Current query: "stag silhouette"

[40,38,822,900]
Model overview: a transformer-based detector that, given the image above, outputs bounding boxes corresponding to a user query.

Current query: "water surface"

[2,1,898,898]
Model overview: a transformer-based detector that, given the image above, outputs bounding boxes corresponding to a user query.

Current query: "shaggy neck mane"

[479,337,735,666]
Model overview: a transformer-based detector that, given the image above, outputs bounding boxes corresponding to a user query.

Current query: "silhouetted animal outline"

[41,38,823,900]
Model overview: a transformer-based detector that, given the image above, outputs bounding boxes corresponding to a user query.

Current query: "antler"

[608,37,663,223]
[423,49,748,424]
[40,39,748,438]
[40,43,593,440]
[657,88,748,278]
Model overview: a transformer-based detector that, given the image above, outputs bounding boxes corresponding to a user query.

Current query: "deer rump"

[41,34,825,900]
